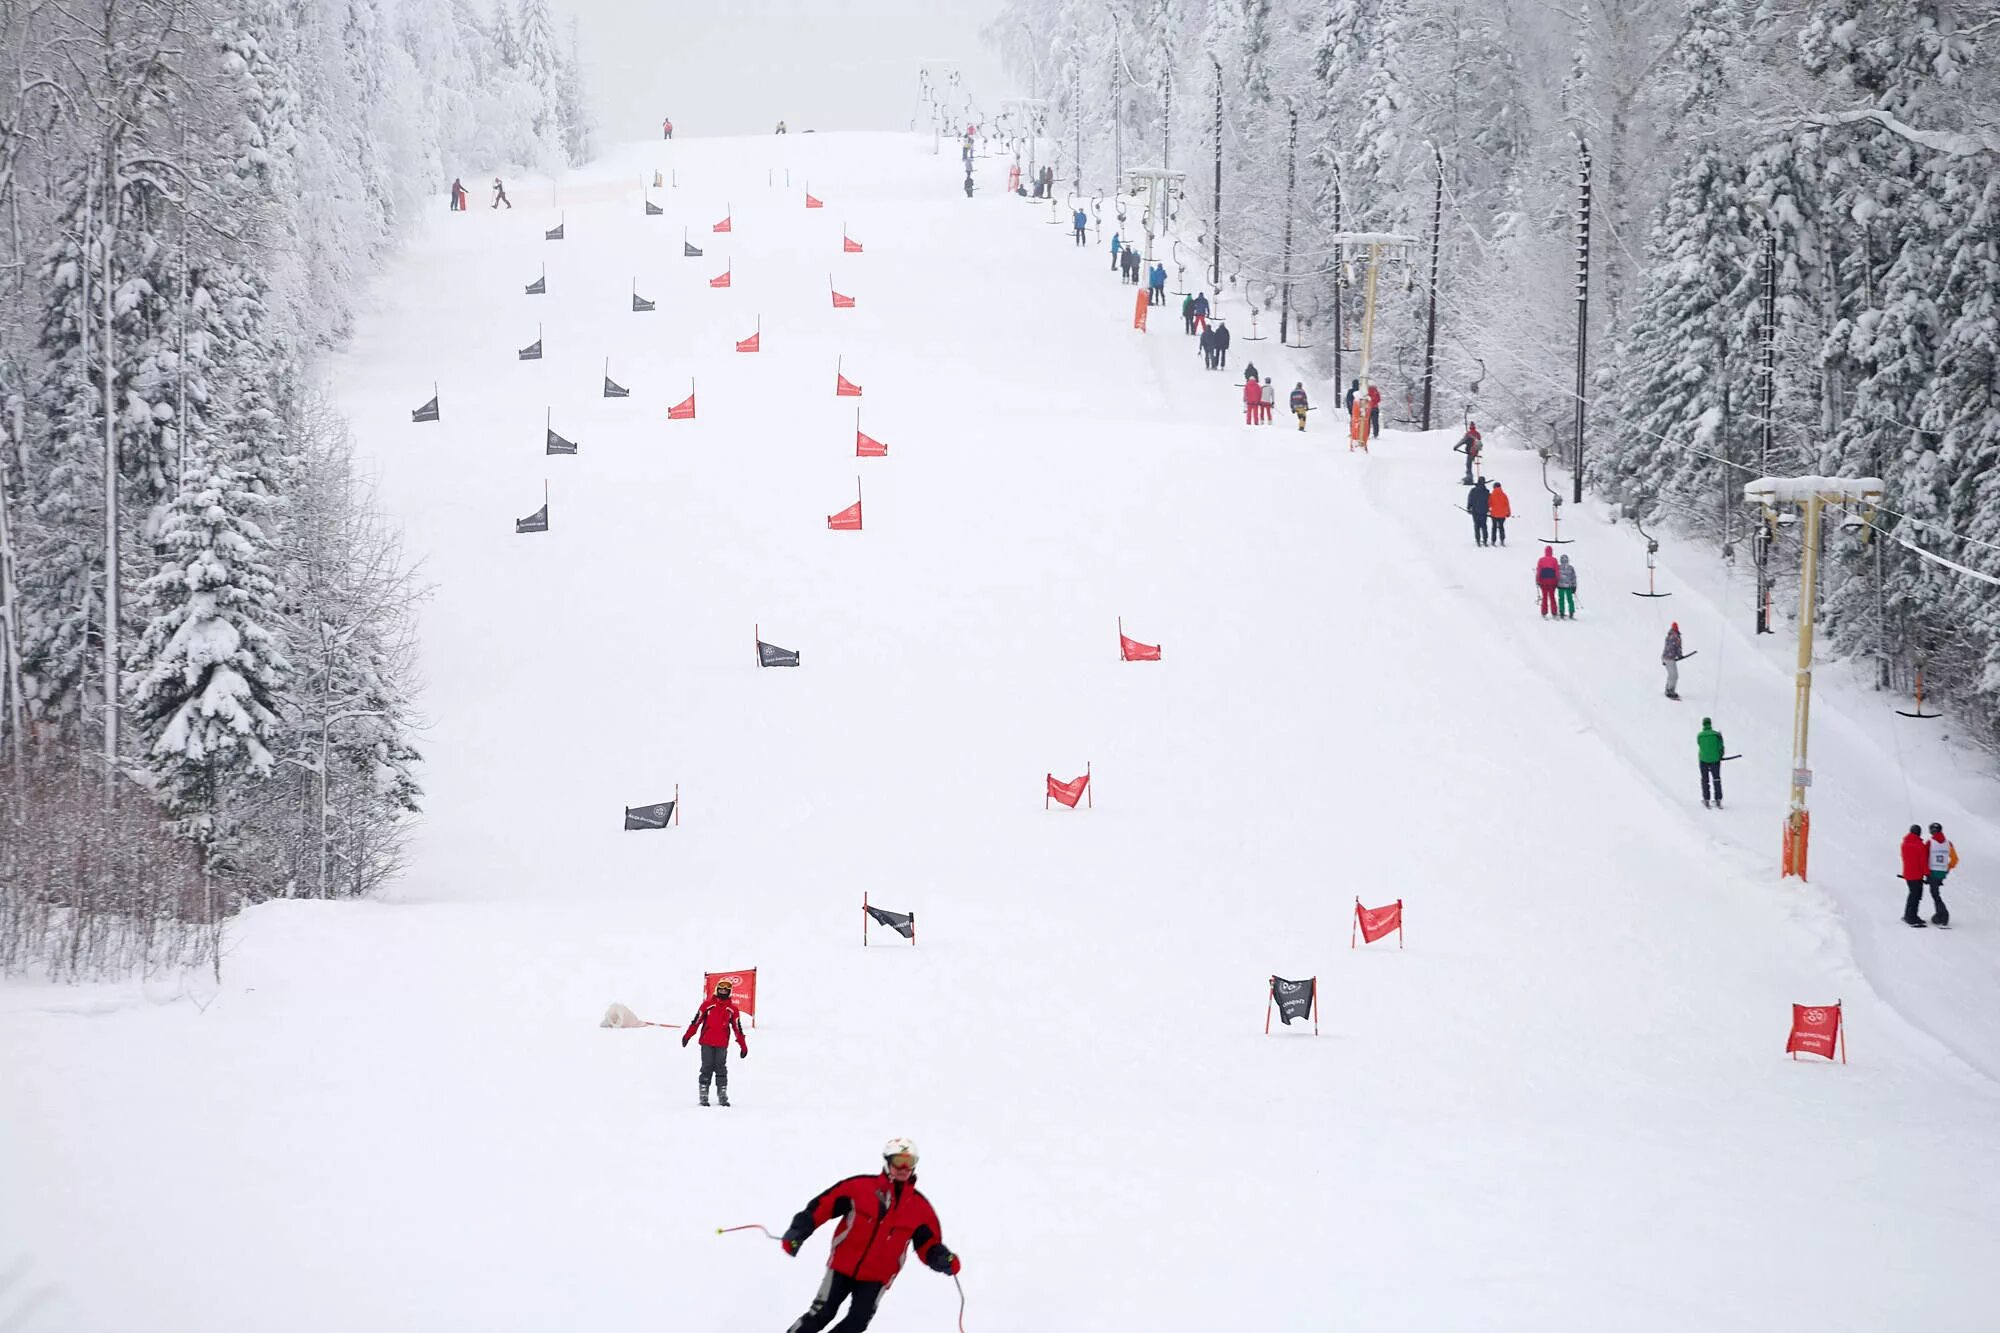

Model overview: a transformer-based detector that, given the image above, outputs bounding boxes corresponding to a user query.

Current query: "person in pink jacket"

[1243,376,1262,425]
[1534,546,1561,618]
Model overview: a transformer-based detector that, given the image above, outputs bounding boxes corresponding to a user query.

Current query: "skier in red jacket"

[1535,546,1562,618]
[1899,824,1931,927]
[780,1137,960,1331]
[681,978,748,1106]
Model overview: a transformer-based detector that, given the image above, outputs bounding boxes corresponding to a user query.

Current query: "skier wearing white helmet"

[779,1138,960,1330]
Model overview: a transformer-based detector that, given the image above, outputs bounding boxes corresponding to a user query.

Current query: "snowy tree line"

[0,0,592,978]
[985,0,2000,741]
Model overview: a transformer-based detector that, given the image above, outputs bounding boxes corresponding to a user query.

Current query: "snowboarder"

[1925,822,1956,926]
[1555,553,1577,618]
[1534,545,1561,617]
[680,977,748,1106]
[1212,319,1230,368]
[1901,825,1930,926]
[1662,623,1686,699]
[1181,293,1196,334]
[1110,232,1122,270]
[1191,291,1210,332]
[1243,375,1262,425]
[780,1138,960,1332]
[1289,382,1310,431]
[1468,480,1491,546]
[1697,718,1725,808]
[1487,482,1511,546]
[1260,377,1275,424]
[1072,207,1088,244]
[491,177,512,209]
[1455,422,1483,484]
[663,117,674,139]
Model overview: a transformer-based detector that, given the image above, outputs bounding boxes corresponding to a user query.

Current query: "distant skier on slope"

[1925,821,1956,926]
[1901,824,1930,926]
[1555,553,1577,619]
[1455,421,1483,483]
[1535,545,1561,617]
[1072,207,1088,244]
[1468,479,1491,546]
[681,977,748,1106]
[963,172,974,198]
[1150,262,1167,305]
[1212,319,1230,368]
[1261,377,1275,424]
[1289,382,1310,431]
[1191,291,1210,331]
[1110,231,1122,270]
[1243,374,1263,426]
[1487,481,1511,546]
[1662,622,1686,699]
[1181,292,1196,334]
[780,1138,960,1332]
[1697,718,1726,809]
[491,177,512,209]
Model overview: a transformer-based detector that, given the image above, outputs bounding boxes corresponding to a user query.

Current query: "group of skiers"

[446,177,512,210]
[1027,164,1055,197]
[1900,823,1957,927]
[1465,479,1512,547]
[1197,314,1230,369]
[1237,366,1311,431]
[683,978,961,1328]
[1532,545,1578,618]
[1345,379,1383,440]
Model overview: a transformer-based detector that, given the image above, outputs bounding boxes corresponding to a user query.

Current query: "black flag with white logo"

[515,504,548,534]
[644,200,663,216]
[518,339,542,360]
[624,801,675,829]
[525,274,546,295]
[410,395,439,423]
[603,376,629,399]
[865,904,915,939]
[683,241,703,257]
[546,428,577,456]
[1271,976,1315,1026]
[545,222,565,240]
[757,639,800,667]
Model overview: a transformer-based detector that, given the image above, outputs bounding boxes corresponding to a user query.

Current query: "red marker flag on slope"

[805,193,824,209]
[710,267,732,288]
[1786,1002,1845,1062]
[1046,770,1090,809]
[1118,619,1160,662]
[836,373,863,397]
[713,215,732,233]
[831,290,856,308]
[702,968,757,1022]
[856,430,888,458]
[736,330,760,352]
[667,390,696,421]
[827,499,863,531]
[842,234,864,253]
[1353,898,1404,947]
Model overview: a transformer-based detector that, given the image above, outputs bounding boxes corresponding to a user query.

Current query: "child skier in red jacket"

[681,978,748,1106]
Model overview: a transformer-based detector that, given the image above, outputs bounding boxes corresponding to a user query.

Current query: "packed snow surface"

[5,132,1997,1332]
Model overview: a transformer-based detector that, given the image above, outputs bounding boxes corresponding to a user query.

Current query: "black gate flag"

[546,427,577,456]
[683,241,704,258]
[515,503,548,534]
[518,339,542,360]
[624,800,676,829]
[410,395,439,423]
[603,376,629,399]
[545,221,565,240]
[525,273,546,295]
[632,293,656,312]
[1270,976,1315,1027]
[757,639,800,668]
[866,905,915,938]
[644,200,663,216]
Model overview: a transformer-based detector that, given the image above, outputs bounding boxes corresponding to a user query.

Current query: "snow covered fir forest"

[0,0,591,972]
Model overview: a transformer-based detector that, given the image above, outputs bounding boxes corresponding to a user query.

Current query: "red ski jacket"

[1535,550,1561,587]
[682,996,747,1053]
[787,1173,950,1284]
[1900,833,1928,880]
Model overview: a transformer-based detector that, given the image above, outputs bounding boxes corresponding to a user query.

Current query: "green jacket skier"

[1697,719,1725,808]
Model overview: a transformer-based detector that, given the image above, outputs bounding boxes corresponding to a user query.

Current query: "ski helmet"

[713,978,733,995]
[1929,823,1944,834]
[882,1137,918,1165]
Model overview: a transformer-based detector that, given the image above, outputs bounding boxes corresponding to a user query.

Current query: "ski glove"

[782,1225,810,1256]
[737,1046,748,1059]
[925,1247,960,1276]
[681,1036,690,1047]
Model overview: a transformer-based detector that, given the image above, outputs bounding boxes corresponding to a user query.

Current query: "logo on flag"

[828,500,863,531]
[703,968,757,1020]
[1270,976,1315,1026]
[603,376,630,399]
[515,503,548,534]
[757,639,800,667]
[546,428,577,456]
[1353,899,1403,946]
[624,800,675,829]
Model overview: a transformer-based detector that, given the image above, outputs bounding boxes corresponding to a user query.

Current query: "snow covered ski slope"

[4,132,1997,1333]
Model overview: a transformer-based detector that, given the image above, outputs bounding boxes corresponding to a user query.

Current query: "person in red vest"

[662,116,674,139]
[1243,375,1262,426]
[1900,824,1931,927]
[1534,546,1561,618]
[680,977,748,1105]
[781,1138,959,1331]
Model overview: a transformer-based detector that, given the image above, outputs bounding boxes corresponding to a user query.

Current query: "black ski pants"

[698,1044,729,1098]
[788,1269,885,1332]
[1700,760,1723,803]
[1491,517,1507,545]
[1926,872,1949,925]
[1904,878,1927,924]
[1471,513,1488,545]
[1074,225,1086,245]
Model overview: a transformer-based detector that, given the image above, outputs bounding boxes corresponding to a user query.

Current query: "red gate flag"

[713,214,732,232]
[1786,1001,1845,1062]
[1046,767,1090,809]
[703,967,757,1024]
[668,386,696,420]
[1353,898,1404,947]
[1133,288,1149,331]
[736,330,760,352]
[805,192,824,209]
[856,430,888,457]
[831,290,856,308]
[842,234,864,253]
[710,267,732,288]
[836,373,863,397]
[1118,618,1160,661]
[828,478,863,531]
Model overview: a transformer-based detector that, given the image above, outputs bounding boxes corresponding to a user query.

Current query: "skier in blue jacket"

[1191,292,1210,331]
[1110,232,1122,270]
[1150,263,1167,305]
[1072,208,1087,245]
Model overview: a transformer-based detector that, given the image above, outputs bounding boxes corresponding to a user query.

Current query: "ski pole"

[717,1223,782,1243]
[954,1274,967,1333]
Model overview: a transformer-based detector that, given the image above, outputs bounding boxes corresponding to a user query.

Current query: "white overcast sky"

[563,0,1014,141]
